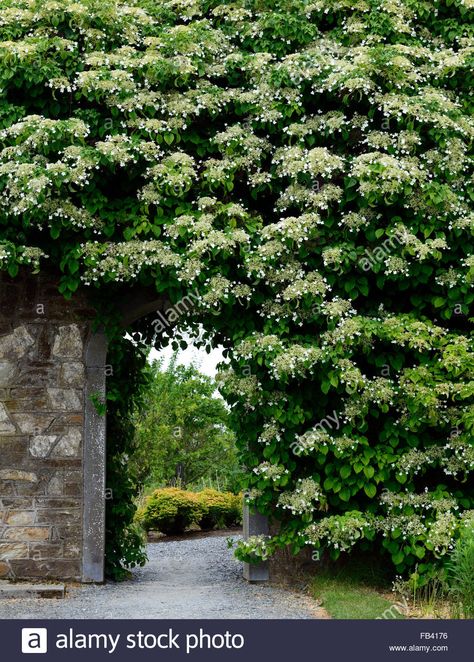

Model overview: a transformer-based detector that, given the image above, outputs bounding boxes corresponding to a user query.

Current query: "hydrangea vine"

[0,0,472,581]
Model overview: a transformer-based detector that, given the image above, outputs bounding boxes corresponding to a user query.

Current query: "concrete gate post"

[82,331,108,583]
[243,504,270,582]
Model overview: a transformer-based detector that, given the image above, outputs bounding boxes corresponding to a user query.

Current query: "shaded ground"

[0,534,327,619]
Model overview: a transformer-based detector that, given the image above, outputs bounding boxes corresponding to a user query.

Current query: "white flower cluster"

[235,535,272,561]
[292,426,360,456]
[396,447,444,477]
[273,146,344,180]
[380,490,458,514]
[81,240,180,284]
[305,511,370,551]
[426,512,457,555]
[0,243,47,271]
[351,151,427,197]
[215,370,262,410]
[377,514,426,540]
[235,334,283,361]
[253,461,289,482]
[269,344,323,380]
[257,420,282,446]
[442,435,474,477]
[278,478,327,515]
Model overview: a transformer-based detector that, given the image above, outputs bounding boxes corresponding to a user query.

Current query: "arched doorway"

[83,285,269,583]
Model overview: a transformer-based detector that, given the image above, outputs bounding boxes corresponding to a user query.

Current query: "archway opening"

[84,297,269,585]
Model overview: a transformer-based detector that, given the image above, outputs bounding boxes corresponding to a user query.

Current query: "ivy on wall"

[0,0,473,582]
[105,336,150,580]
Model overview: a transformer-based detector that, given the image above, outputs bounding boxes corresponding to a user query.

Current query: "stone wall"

[0,271,95,581]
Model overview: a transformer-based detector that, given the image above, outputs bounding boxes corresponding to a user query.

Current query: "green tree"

[132,356,240,490]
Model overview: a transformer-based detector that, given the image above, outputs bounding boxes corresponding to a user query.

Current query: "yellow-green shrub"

[226,493,243,528]
[140,487,203,535]
[197,489,243,530]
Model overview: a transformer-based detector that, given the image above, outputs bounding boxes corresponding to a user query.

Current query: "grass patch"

[310,556,407,620]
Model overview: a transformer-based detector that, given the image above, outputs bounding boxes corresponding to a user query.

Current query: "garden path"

[0,534,327,619]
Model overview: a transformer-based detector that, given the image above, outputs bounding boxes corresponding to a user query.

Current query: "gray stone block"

[0,582,65,599]
[242,502,269,582]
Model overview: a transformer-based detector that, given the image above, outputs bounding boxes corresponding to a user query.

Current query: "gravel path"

[0,535,326,619]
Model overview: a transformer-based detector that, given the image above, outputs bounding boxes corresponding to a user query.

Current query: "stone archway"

[0,271,268,583]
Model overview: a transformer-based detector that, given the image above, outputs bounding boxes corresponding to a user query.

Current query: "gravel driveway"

[0,534,326,619]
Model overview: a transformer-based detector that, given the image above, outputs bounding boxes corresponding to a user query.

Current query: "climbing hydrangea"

[0,0,472,582]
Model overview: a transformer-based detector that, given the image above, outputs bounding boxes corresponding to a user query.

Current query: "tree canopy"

[0,0,473,581]
[131,357,239,490]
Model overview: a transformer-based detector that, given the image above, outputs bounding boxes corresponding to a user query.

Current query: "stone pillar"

[243,503,269,582]
[82,332,107,583]
[0,271,95,581]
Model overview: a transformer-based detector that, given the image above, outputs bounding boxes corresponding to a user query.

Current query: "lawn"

[310,557,407,620]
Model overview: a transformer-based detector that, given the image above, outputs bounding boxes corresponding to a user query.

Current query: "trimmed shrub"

[140,488,203,535]
[225,493,244,528]
[197,489,243,530]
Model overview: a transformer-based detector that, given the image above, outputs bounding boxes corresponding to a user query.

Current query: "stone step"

[0,582,65,599]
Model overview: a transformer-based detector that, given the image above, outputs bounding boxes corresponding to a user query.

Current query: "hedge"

[139,488,242,535]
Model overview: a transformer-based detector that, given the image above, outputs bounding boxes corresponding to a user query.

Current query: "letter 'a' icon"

[21,629,48,654]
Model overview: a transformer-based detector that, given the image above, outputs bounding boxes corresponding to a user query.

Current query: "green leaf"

[340,465,351,479]
[7,263,19,278]
[68,259,79,274]
[339,488,351,502]
[364,483,377,498]
[363,466,375,479]
[392,551,405,566]
[323,477,333,491]
[329,372,339,387]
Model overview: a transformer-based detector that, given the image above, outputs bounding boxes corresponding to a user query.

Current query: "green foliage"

[196,488,242,530]
[131,357,241,490]
[138,487,242,534]
[392,570,449,619]
[0,0,473,580]
[139,487,204,535]
[448,521,474,618]
[104,337,150,580]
